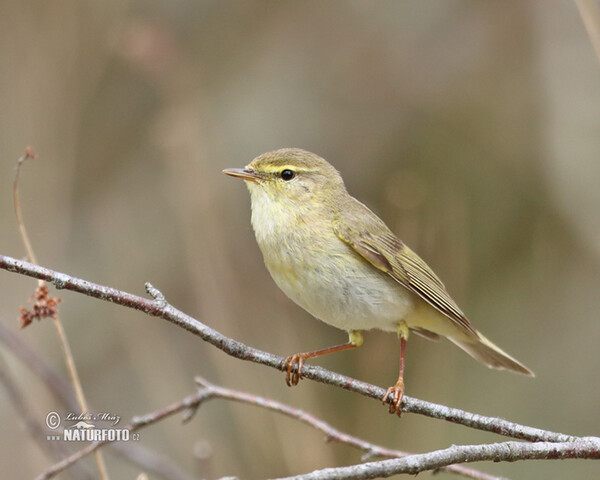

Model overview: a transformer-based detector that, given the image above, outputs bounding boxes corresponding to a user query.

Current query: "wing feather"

[333,202,476,336]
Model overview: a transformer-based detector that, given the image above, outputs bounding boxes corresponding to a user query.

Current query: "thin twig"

[270,438,600,480]
[36,376,504,480]
[32,373,600,480]
[13,147,39,265]
[12,150,110,480]
[193,376,505,480]
[0,255,584,445]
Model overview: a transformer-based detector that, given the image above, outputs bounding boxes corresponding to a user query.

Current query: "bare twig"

[31,372,600,480]
[0,255,583,445]
[13,147,39,265]
[12,150,109,480]
[193,376,505,480]
[36,375,504,480]
[271,438,600,480]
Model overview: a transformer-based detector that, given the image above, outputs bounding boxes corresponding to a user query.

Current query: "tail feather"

[450,333,534,377]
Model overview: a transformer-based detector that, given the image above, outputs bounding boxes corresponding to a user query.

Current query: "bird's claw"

[382,380,405,417]
[283,353,306,386]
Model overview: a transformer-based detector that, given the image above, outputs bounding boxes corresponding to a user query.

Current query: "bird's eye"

[280,169,295,181]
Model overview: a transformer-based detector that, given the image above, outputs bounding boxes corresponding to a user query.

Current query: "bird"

[223,148,533,415]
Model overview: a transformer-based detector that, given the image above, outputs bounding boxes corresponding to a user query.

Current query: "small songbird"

[223,148,533,415]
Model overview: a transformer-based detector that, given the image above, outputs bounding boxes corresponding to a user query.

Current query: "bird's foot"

[282,353,308,386]
[382,379,405,417]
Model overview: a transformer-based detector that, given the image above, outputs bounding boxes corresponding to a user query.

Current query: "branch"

[192,377,505,480]
[272,438,600,480]
[0,255,584,444]
[33,374,600,480]
[36,375,503,480]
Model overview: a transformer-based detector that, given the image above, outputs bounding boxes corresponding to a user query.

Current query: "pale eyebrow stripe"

[260,165,319,174]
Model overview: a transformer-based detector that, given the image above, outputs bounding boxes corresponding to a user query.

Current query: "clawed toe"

[283,354,306,386]
[383,381,405,416]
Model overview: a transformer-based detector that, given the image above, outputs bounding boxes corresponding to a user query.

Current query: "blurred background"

[1,1,599,479]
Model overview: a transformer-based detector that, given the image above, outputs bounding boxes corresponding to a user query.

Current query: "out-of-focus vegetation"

[1,1,599,479]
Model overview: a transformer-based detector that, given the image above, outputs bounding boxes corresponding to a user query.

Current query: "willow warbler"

[223,148,533,415]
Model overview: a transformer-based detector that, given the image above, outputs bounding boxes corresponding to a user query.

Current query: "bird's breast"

[250,204,413,332]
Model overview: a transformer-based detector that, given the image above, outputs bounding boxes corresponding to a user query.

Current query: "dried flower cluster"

[19,284,61,328]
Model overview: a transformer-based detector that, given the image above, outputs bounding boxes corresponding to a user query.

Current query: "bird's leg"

[383,322,409,416]
[283,330,363,386]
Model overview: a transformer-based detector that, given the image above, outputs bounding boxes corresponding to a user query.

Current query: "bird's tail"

[449,333,534,377]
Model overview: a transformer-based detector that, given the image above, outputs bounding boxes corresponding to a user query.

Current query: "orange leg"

[283,330,363,386]
[383,335,407,416]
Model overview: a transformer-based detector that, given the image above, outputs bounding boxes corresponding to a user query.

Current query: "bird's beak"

[222,168,261,183]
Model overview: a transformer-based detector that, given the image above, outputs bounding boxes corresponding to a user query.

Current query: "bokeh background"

[1,1,599,479]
